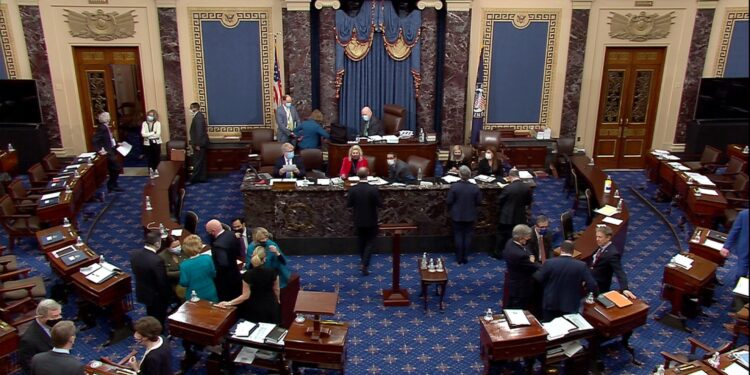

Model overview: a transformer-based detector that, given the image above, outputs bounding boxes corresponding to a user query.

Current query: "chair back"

[726,156,746,175]
[41,153,60,172]
[556,138,575,156]
[406,155,431,177]
[184,211,199,234]
[8,180,28,200]
[732,173,749,194]
[175,188,185,224]
[560,210,574,240]
[571,170,581,197]
[584,188,594,225]
[300,148,323,172]
[250,129,274,152]
[27,163,48,187]
[260,142,284,173]
[382,104,406,135]
[479,130,501,150]
[364,155,376,172]
[0,195,17,218]
[699,145,722,165]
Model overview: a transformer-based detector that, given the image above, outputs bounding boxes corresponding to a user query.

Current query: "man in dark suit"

[347,167,382,276]
[534,241,598,321]
[446,166,482,264]
[273,142,306,178]
[495,169,532,258]
[91,111,123,192]
[503,224,541,310]
[30,320,84,375]
[231,217,250,261]
[386,152,415,184]
[528,215,552,262]
[130,231,172,325]
[591,225,636,299]
[357,106,384,138]
[206,219,242,301]
[19,299,61,374]
[189,102,209,183]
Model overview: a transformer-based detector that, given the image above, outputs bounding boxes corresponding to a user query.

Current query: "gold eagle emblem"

[64,9,137,41]
[608,11,674,42]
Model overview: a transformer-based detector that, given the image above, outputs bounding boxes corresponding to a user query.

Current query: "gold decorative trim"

[0,4,18,79]
[63,9,138,41]
[189,8,274,132]
[511,13,532,29]
[714,8,748,77]
[314,0,341,10]
[481,9,560,128]
[417,0,443,10]
[608,11,675,42]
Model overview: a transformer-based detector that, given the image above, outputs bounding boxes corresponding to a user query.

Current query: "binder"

[40,231,65,246]
[61,250,87,266]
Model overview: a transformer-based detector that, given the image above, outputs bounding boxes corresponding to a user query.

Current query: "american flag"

[471,48,486,145]
[273,48,283,108]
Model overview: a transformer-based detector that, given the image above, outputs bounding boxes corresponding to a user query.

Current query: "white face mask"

[147,115,155,122]
[485,153,493,160]
[362,115,370,122]
[387,159,395,166]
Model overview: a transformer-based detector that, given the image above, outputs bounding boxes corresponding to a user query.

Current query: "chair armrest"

[0,268,31,281]
[0,283,36,294]
[660,351,686,367]
[16,203,38,210]
[0,296,34,312]
[26,187,47,193]
[2,214,32,219]
[688,337,715,353]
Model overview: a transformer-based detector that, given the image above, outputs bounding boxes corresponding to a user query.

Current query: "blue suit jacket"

[534,255,598,313]
[726,209,749,282]
[273,155,306,178]
[293,120,330,149]
[446,180,482,222]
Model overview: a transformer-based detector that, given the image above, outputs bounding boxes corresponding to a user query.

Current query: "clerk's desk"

[326,140,437,177]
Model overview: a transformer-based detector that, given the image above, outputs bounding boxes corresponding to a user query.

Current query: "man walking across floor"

[494,169,532,258]
[347,167,382,276]
[188,102,209,183]
[446,166,482,264]
[130,231,172,326]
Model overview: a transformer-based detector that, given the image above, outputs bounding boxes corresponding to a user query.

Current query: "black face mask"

[45,318,62,328]
[233,228,243,234]
[351,156,359,161]
[258,241,268,247]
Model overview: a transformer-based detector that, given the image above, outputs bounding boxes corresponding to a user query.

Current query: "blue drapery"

[335,1,421,137]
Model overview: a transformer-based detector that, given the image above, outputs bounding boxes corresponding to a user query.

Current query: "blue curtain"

[335,1,421,137]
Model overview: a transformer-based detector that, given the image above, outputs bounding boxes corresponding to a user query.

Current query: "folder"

[602,290,633,308]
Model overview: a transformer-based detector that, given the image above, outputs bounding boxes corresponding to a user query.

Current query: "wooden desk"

[727,144,748,164]
[327,140,438,177]
[285,320,348,374]
[206,140,251,173]
[714,345,748,372]
[293,290,338,341]
[685,187,728,228]
[499,138,554,169]
[543,319,595,374]
[0,320,19,375]
[84,360,136,375]
[417,258,447,312]
[168,300,237,347]
[71,271,132,345]
[46,244,100,282]
[478,311,547,374]
[644,152,661,183]
[688,227,727,266]
[664,360,720,375]
[35,225,77,253]
[37,190,75,227]
[661,253,717,331]
[227,321,288,375]
[0,150,18,177]
[141,161,185,232]
[582,298,649,366]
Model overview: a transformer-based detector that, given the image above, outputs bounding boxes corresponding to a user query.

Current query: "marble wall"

[675,9,714,144]
[158,8,186,141]
[440,10,471,147]
[560,9,589,139]
[319,8,338,125]
[283,9,313,119]
[19,5,61,149]
[417,9,438,132]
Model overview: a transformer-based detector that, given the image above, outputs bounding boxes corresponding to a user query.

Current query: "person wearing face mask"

[528,215,552,263]
[188,102,208,183]
[141,109,163,177]
[386,152,416,184]
[127,316,172,375]
[19,299,63,373]
[502,225,541,310]
[447,166,482,265]
[478,147,501,177]
[130,231,172,326]
[92,111,124,192]
[232,217,250,261]
[276,94,301,144]
[273,142,306,178]
[494,169,532,259]
[293,109,330,150]
[443,145,471,176]
[339,145,369,179]
[159,237,188,302]
[218,247,281,324]
[29,321,83,375]
[357,106,384,139]
[246,227,290,288]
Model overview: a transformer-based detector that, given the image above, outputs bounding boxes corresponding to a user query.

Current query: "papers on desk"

[662,154,680,160]
[233,320,257,337]
[504,309,530,326]
[383,135,399,143]
[78,152,96,158]
[560,340,584,357]
[652,149,669,155]
[390,182,406,187]
[542,317,576,340]
[594,205,618,216]
[368,177,389,186]
[685,172,715,186]
[602,290,632,308]
[734,277,749,297]
[234,346,258,364]
[41,192,62,201]
[724,363,748,375]
[248,322,276,343]
[697,188,718,196]
[672,254,694,269]
[732,350,748,367]
[468,179,477,185]
[317,178,331,186]
[703,238,724,251]
[116,141,132,157]
[475,174,496,183]
[441,175,460,184]
[667,162,690,171]
[367,135,383,142]
[171,229,183,237]
[419,181,434,187]
[602,216,623,225]
[81,263,115,284]
[563,313,594,331]
[518,170,534,179]
[331,177,343,185]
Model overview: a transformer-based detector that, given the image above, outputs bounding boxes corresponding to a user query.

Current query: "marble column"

[560,9,590,139]
[318,7,338,125]
[417,8,438,132]
[674,9,714,144]
[440,9,471,147]
[19,6,61,148]
[283,9,313,118]
[158,8,186,141]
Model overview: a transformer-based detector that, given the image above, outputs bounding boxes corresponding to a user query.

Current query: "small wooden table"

[478,310,547,374]
[688,227,727,266]
[35,225,77,253]
[379,223,415,307]
[285,319,348,374]
[71,271,132,346]
[293,290,338,341]
[417,258,448,312]
[582,298,649,366]
[227,320,288,375]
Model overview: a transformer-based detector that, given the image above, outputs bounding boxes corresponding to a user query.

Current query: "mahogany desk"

[478,310,547,374]
[660,253,717,331]
[417,258,447,312]
[141,161,185,232]
[688,227,727,266]
[326,140,438,177]
[582,298,649,366]
[35,225,77,253]
[684,187,728,228]
[85,361,137,375]
[644,152,661,183]
[727,144,748,165]
[227,321,288,375]
[168,300,237,375]
[37,190,75,227]
[714,344,749,372]
[664,360,719,375]
[71,271,132,345]
[0,320,18,375]
[293,290,338,341]
[543,319,595,374]
[0,150,18,177]
[47,244,100,282]
[285,320,348,374]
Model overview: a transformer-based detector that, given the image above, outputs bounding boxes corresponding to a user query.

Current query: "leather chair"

[300,149,325,178]
[406,155,431,178]
[683,145,722,172]
[478,130,501,151]
[365,155,376,176]
[0,195,41,251]
[8,179,42,213]
[41,153,62,174]
[660,337,735,368]
[184,211,199,235]
[250,128,274,153]
[554,138,575,179]
[259,142,284,174]
[720,172,749,209]
[382,104,406,135]
[173,188,185,224]
[570,170,587,211]
[584,188,595,225]
[0,268,45,327]
[27,163,50,188]
[560,210,582,241]
[708,156,747,188]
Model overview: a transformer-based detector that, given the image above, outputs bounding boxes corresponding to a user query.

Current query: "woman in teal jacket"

[179,234,218,302]
[247,227,291,288]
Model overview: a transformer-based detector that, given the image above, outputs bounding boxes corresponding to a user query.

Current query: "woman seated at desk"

[340,145,368,179]
[478,146,511,177]
[128,316,171,375]
[219,247,281,324]
[246,227,291,288]
[444,145,472,176]
[178,235,218,302]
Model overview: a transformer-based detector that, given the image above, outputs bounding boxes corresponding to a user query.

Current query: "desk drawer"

[285,348,343,364]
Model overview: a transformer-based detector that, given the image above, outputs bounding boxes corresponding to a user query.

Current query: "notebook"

[602,290,633,308]
[264,326,288,344]
[61,250,87,266]
[597,294,615,309]
[707,230,727,243]
[39,197,60,207]
[40,231,65,246]
[84,265,115,284]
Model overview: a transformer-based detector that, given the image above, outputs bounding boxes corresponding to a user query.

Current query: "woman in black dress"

[443,145,471,176]
[218,247,280,324]
[128,316,172,375]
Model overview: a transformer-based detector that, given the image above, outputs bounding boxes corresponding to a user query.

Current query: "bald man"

[206,220,242,301]
[358,106,384,138]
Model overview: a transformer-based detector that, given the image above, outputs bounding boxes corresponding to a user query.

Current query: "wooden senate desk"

[71,270,132,345]
[660,253,717,331]
[84,360,137,375]
[498,138,556,170]
[0,320,19,375]
[663,345,749,375]
[141,161,185,232]
[228,321,288,374]
[35,225,77,253]
[570,155,629,259]
[285,319,348,374]
[542,317,596,374]
[684,186,728,228]
[326,140,438,177]
[0,150,19,177]
[582,298,649,366]
[206,139,250,173]
[417,258,448,312]
[688,227,727,266]
[36,155,107,227]
[46,243,100,282]
[478,310,547,374]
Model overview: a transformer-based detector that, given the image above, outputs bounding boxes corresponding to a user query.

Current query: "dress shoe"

[362,266,370,276]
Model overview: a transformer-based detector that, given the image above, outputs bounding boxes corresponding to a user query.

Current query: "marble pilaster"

[417,8,438,132]
[157,8,186,141]
[560,9,589,139]
[19,5,61,148]
[283,9,313,118]
[318,8,338,125]
[440,10,471,147]
[674,9,714,144]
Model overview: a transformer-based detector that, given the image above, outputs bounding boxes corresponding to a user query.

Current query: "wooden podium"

[379,223,416,307]
[293,290,338,341]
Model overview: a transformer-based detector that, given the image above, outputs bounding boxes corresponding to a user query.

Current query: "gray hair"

[458,165,471,180]
[37,299,62,317]
[508,169,520,179]
[595,225,613,238]
[512,224,532,241]
[97,112,110,124]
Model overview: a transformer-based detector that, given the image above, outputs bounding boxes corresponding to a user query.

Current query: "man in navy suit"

[206,219,243,301]
[130,231,172,325]
[29,321,83,375]
[92,111,123,192]
[503,224,540,310]
[494,169,532,258]
[534,241,598,321]
[721,209,749,285]
[273,142,306,178]
[446,166,482,264]
[188,102,209,183]
[19,299,61,374]
[591,226,636,299]
[347,167,382,276]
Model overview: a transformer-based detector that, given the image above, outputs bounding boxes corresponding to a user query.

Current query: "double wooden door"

[594,47,665,169]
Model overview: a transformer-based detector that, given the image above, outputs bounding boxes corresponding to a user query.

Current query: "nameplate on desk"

[41,231,65,246]
[270,180,296,191]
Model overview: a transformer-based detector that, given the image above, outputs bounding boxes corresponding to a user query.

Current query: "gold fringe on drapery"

[383,28,421,61]
[335,69,346,99]
[336,27,375,61]
[411,69,421,98]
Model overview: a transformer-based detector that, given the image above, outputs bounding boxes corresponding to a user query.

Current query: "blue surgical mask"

[362,115,370,122]
[147,115,155,122]
[538,228,548,235]
[286,152,294,159]
[169,246,182,254]
[285,102,292,108]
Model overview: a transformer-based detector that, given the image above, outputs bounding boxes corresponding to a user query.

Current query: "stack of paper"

[234,346,258,364]
[602,217,623,225]
[542,317,576,340]
[504,309,530,326]
[702,238,724,251]
[519,171,534,179]
[442,175,460,183]
[560,340,584,357]
[383,135,399,143]
[41,192,62,201]
[667,162,690,171]
[697,188,718,196]
[78,152,96,158]
[232,320,257,337]
[563,313,593,331]
[317,178,331,186]
[734,277,749,297]
[248,322,275,343]
[685,172,715,186]
[673,254,694,269]
[663,154,680,160]
[475,175,496,183]
[594,205,618,216]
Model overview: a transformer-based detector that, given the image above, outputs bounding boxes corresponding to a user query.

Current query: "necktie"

[286,109,293,131]
[592,246,604,265]
[538,234,546,263]
[240,234,247,259]
[364,122,369,137]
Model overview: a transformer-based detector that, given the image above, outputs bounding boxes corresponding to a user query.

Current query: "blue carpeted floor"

[3,169,745,374]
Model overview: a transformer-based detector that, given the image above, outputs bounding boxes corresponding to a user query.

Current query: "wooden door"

[594,47,665,169]
[73,47,145,151]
